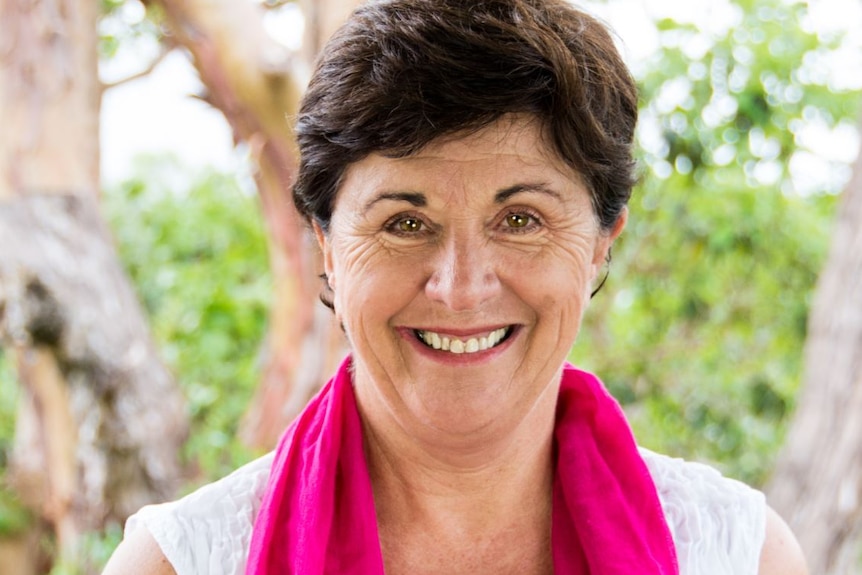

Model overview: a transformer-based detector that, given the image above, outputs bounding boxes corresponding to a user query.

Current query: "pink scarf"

[246,356,678,574]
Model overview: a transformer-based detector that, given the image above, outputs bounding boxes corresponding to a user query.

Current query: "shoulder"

[758,505,808,574]
[101,526,176,575]
[105,452,274,575]
[640,448,767,575]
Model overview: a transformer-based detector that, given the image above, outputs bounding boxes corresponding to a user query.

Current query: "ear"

[591,207,628,279]
[312,221,335,290]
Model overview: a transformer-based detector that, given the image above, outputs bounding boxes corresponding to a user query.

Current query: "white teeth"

[417,327,510,354]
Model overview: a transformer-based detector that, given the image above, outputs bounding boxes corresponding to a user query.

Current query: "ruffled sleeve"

[124,452,274,575]
[641,448,767,575]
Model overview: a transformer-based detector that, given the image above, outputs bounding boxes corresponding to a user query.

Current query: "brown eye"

[398,217,423,233]
[505,213,531,228]
[385,213,431,238]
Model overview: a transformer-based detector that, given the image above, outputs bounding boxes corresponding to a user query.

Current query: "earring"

[590,247,612,299]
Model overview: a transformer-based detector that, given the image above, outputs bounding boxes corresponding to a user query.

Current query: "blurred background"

[0,0,860,572]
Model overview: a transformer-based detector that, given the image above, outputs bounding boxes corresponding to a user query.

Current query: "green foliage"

[98,1,163,61]
[48,524,123,575]
[575,0,860,486]
[0,349,18,473]
[0,350,31,538]
[0,486,31,538]
[637,0,860,192]
[577,184,836,484]
[103,155,272,482]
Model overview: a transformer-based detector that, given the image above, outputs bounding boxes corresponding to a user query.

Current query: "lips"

[414,326,513,354]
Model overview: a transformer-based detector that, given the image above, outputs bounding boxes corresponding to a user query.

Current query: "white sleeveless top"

[126,449,766,574]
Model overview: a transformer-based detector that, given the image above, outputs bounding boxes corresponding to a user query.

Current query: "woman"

[104,1,808,573]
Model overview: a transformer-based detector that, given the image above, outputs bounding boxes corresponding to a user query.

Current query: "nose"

[425,234,501,311]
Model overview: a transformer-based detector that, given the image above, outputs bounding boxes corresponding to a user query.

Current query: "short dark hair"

[295,0,637,307]
[293,0,638,235]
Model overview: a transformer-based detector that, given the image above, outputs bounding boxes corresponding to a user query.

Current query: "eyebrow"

[361,183,561,213]
[495,183,562,203]
[363,191,427,214]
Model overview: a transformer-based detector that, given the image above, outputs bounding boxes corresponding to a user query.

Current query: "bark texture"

[153,0,350,448]
[767,119,862,574]
[0,197,187,530]
[0,0,99,198]
[0,0,187,567]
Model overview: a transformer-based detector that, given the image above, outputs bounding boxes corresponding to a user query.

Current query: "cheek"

[510,239,597,322]
[525,235,596,289]
[331,239,420,319]
[331,234,382,291]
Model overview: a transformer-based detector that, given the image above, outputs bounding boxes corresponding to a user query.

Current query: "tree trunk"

[0,0,187,568]
[767,118,862,574]
[153,0,352,449]
[0,528,47,575]
[301,0,361,59]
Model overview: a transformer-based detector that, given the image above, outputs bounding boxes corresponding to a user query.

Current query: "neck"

[356,373,559,531]
[356,378,557,575]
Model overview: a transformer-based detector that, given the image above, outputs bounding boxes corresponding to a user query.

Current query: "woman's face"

[316,117,625,439]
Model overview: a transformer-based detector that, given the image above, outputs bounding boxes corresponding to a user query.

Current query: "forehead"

[337,117,583,202]
[417,117,559,164]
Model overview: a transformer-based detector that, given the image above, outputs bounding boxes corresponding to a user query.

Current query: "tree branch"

[100,46,174,93]
[261,0,296,9]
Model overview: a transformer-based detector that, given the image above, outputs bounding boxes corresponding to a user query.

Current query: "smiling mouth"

[414,327,514,354]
